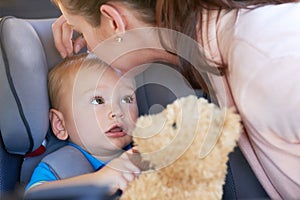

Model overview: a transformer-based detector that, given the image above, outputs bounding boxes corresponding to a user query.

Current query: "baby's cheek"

[127,104,138,121]
[128,113,138,133]
[131,111,138,123]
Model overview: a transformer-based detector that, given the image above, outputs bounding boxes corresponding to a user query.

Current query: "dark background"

[0,0,61,18]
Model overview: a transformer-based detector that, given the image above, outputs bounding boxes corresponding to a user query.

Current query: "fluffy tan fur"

[121,95,241,200]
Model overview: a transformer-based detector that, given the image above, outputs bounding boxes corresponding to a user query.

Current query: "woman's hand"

[52,15,86,58]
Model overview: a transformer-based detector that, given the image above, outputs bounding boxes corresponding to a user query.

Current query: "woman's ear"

[49,109,69,141]
[100,4,126,34]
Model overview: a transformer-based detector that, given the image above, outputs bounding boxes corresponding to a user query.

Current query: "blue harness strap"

[41,145,94,180]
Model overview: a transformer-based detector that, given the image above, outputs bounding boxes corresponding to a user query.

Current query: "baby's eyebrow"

[83,86,106,95]
[122,86,136,94]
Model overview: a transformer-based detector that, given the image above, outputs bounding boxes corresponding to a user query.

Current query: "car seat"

[0,16,269,199]
[0,16,68,199]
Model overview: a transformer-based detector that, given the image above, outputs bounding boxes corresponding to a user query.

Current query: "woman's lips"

[105,126,126,138]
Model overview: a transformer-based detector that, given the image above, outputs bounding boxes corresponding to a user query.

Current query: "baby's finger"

[122,172,135,182]
[117,177,128,191]
[126,150,150,171]
[124,161,141,175]
[131,146,139,153]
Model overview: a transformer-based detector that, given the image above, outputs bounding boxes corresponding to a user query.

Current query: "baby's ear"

[49,108,68,140]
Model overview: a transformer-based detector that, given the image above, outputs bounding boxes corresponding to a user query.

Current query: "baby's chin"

[108,134,133,150]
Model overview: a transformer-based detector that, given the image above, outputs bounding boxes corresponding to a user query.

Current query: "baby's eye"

[91,96,105,105]
[121,95,134,104]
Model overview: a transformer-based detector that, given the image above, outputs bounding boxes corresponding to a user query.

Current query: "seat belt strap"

[41,145,94,180]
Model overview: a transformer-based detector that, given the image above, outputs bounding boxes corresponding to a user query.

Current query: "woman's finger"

[52,15,68,58]
[61,22,74,57]
[73,34,87,53]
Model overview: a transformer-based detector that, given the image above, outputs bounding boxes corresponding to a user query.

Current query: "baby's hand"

[96,150,141,193]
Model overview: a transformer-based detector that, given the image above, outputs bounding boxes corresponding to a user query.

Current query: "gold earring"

[115,36,123,43]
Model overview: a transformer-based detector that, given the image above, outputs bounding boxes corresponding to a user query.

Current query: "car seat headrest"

[0,16,61,154]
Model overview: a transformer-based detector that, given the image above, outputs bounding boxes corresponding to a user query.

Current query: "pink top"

[199,3,300,199]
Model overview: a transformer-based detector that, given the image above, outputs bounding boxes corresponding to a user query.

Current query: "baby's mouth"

[105,125,126,138]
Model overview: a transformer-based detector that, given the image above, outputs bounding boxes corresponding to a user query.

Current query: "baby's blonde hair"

[48,53,109,110]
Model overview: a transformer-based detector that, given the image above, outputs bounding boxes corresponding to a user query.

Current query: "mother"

[52,0,300,199]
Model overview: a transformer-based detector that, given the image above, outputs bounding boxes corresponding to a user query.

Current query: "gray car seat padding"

[42,145,94,180]
[0,17,61,154]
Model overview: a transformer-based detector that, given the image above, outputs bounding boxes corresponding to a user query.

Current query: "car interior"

[0,1,269,199]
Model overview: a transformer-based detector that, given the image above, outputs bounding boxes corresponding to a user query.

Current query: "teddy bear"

[121,95,242,200]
